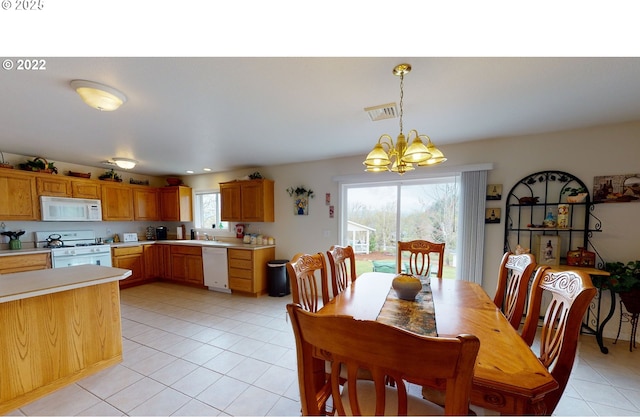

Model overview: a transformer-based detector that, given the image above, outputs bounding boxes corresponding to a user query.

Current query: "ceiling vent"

[364,102,397,121]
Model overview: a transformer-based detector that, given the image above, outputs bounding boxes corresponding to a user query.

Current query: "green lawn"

[356,260,456,279]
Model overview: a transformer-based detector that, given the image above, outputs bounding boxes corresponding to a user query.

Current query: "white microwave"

[40,196,102,221]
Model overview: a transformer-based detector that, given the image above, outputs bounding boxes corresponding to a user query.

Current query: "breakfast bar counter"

[0,265,130,414]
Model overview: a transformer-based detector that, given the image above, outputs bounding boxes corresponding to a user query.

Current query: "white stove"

[34,230,112,268]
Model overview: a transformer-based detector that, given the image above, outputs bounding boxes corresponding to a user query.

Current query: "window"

[194,190,228,231]
[341,176,460,278]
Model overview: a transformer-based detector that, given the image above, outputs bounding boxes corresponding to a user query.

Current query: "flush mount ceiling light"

[70,80,127,111]
[112,157,137,169]
[363,63,446,175]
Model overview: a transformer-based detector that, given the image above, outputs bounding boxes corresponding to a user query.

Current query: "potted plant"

[1,230,25,250]
[604,261,640,313]
[19,157,58,174]
[99,169,122,182]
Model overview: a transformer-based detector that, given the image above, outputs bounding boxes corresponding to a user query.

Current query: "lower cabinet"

[169,245,204,286]
[228,247,275,296]
[112,246,146,289]
[0,253,51,274]
[143,244,171,280]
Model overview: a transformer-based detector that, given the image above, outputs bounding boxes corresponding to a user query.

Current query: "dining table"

[317,272,559,415]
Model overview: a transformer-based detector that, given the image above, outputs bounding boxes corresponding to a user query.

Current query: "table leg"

[595,288,616,354]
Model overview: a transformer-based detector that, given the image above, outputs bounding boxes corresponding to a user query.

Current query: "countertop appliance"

[156,226,168,240]
[35,230,112,268]
[202,246,229,293]
[40,196,102,222]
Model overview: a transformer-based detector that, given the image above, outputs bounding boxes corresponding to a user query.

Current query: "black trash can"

[267,259,290,297]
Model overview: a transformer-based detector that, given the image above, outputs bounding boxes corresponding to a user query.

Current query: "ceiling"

[2,57,640,177]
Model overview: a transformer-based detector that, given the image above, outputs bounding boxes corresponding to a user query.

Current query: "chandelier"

[363,63,446,175]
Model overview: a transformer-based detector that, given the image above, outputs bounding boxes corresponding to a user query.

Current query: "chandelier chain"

[399,72,404,135]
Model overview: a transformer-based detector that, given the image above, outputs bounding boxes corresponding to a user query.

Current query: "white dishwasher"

[202,247,230,293]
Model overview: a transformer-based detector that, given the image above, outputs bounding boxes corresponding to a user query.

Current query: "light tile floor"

[4,282,640,416]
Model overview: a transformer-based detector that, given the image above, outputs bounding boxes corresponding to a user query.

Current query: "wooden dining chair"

[520,267,597,414]
[397,240,445,278]
[286,253,330,313]
[493,251,537,331]
[326,245,357,298]
[287,303,480,416]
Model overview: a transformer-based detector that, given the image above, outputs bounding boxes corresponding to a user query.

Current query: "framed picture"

[485,208,501,224]
[593,174,640,203]
[536,235,561,266]
[486,184,502,201]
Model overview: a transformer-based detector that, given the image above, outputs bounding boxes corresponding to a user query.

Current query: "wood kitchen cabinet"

[220,179,274,222]
[0,253,51,274]
[169,245,204,286]
[143,244,171,281]
[70,178,101,199]
[112,246,146,289]
[159,186,192,222]
[133,186,160,221]
[0,170,39,220]
[101,182,134,221]
[227,247,275,296]
[36,176,71,197]
[36,175,102,199]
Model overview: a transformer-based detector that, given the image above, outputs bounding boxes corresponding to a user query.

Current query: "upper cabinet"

[0,170,39,220]
[36,175,101,199]
[101,182,134,221]
[0,168,193,222]
[70,178,101,199]
[133,186,160,221]
[36,176,71,197]
[159,186,192,222]
[220,179,274,222]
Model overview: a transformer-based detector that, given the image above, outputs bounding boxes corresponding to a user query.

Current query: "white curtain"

[457,170,487,283]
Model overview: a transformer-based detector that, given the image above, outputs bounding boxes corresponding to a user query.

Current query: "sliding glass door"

[342,176,459,278]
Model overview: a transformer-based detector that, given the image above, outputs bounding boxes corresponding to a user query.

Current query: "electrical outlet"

[106,228,112,235]
[323,229,330,238]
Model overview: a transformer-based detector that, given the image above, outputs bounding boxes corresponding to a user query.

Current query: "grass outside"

[355,252,456,279]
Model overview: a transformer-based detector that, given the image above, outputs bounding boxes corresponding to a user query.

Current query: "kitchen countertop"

[0,264,131,303]
[0,247,52,257]
[0,240,275,256]
[111,240,276,250]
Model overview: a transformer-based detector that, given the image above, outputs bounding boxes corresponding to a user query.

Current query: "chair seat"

[342,380,445,415]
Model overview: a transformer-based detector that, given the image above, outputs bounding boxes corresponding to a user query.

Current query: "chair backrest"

[287,303,480,416]
[326,245,357,298]
[286,253,330,313]
[520,267,597,414]
[397,240,446,278]
[493,252,537,330]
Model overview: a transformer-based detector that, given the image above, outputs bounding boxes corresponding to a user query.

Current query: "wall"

[3,121,639,340]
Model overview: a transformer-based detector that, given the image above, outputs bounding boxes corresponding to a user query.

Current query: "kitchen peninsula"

[0,265,130,414]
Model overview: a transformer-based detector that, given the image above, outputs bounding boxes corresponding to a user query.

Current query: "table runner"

[376,280,437,337]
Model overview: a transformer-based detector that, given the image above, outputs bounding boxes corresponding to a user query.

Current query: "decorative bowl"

[392,273,422,301]
[566,193,588,203]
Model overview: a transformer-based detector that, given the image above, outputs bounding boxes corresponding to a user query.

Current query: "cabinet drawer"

[228,249,252,260]
[229,277,252,292]
[112,246,143,256]
[229,267,253,279]
[171,245,202,256]
[228,258,252,270]
[0,253,50,273]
